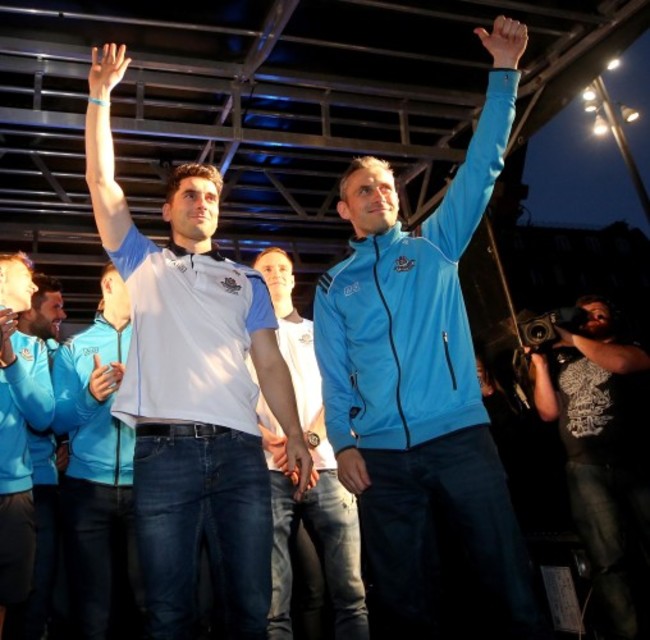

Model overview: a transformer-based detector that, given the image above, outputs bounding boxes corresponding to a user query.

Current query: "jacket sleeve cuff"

[82,385,103,408]
[0,355,27,384]
[487,69,521,94]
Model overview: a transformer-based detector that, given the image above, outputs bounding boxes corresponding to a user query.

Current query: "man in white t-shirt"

[253,247,368,640]
[85,44,312,640]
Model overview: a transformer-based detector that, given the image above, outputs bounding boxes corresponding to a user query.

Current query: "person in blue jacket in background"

[51,262,143,639]
[0,253,55,640]
[16,272,69,640]
[314,16,553,640]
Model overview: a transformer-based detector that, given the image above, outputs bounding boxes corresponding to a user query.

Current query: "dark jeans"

[133,428,272,640]
[0,490,35,605]
[24,484,60,640]
[60,476,143,640]
[290,521,328,640]
[566,460,650,640]
[358,425,553,640]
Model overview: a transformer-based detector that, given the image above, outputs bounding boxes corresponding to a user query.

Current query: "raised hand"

[474,15,528,69]
[88,43,132,96]
[0,307,18,366]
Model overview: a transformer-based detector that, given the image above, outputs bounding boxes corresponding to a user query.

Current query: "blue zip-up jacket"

[0,331,55,494]
[28,338,60,485]
[27,425,58,485]
[51,314,134,485]
[314,70,519,454]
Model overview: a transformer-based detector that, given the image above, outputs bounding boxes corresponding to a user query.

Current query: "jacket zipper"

[442,331,457,390]
[372,238,410,447]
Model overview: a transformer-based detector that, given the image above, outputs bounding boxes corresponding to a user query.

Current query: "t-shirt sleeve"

[106,224,159,280]
[246,274,279,334]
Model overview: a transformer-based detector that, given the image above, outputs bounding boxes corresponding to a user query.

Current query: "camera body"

[518,306,588,349]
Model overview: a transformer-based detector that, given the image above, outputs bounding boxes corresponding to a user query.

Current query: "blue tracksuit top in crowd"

[27,425,58,485]
[28,338,60,485]
[51,314,134,486]
[314,70,519,455]
[0,331,55,494]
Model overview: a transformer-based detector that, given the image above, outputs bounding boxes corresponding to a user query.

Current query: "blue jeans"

[60,476,142,640]
[566,460,650,640]
[133,429,272,640]
[268,470,368,640]
[358,425,553,640]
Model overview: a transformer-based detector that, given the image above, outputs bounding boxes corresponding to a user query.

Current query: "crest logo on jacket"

[20,348,34,361]
[344,282,361,297]
[221,277,242,294]
[394,256,416,272]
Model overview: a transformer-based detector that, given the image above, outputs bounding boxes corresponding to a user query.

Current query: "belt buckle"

[193,423,208,439]
[193,423,219,439]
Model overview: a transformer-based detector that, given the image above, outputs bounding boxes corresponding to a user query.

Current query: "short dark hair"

[31,273,63,309]
[575,294,623,330]
[339,156,393,201]
[165,163,224,203]
[575,294,613,310]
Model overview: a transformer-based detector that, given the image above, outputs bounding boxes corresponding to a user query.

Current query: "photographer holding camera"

[528,294,650,640]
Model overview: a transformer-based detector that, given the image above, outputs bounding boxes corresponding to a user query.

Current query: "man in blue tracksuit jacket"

[0,253,55,634]
[17,272,68,640]
[314,17,553,639]
[51,262,142,639]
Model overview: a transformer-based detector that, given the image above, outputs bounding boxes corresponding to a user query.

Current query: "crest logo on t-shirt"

[299,333,313,345]
[221,277,242,294]
[168,257,187,273]
[20,348,34,361]
[394,256,415,272]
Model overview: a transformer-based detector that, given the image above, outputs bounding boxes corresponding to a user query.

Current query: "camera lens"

[528,321,552,343]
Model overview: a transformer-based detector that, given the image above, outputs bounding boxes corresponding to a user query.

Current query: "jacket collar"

[166,238,225,262]
[95,312,131,332]
[349,221,406,252]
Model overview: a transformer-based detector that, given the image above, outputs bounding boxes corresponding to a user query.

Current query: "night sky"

[521,29,650,238]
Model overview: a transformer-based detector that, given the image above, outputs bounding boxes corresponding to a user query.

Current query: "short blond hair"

[253,247,292,269]
[0,252,33,270]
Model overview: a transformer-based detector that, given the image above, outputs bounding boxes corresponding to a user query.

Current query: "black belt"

[136,423,231,438]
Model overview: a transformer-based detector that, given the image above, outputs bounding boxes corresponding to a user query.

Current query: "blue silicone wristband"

[88,96,111,107]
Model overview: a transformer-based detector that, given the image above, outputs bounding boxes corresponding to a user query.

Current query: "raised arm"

[85,43,133,251]
[421,16,528,258]
[554,326,650,375]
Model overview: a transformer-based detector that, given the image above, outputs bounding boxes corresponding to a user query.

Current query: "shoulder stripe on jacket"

[318,273,332,294]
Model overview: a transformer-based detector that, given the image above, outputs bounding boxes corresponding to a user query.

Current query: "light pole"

[592,74,650,225]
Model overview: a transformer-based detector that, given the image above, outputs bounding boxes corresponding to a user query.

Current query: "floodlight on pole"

[593,113,609,135]
[619,103,639,122]
[593,75,650,224]
[582,87,597,101]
